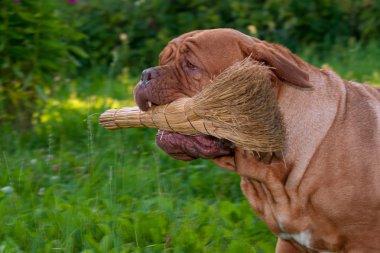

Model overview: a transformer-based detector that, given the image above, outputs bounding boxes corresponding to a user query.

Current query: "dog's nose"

[141,67,160,83]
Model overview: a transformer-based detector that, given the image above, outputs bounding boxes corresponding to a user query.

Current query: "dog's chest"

[245,177,341,252]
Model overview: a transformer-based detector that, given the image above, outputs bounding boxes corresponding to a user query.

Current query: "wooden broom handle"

[98,98,223,138]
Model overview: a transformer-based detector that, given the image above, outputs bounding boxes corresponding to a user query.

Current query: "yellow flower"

[321,64,332,70]
[119,33,128,41]
[247,25,257,35]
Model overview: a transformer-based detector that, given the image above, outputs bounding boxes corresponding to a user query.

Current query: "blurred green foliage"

[75,0,380,74]
[0,0,86,128]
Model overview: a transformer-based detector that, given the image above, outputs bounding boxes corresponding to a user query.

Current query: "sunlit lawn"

[0,43,379,252]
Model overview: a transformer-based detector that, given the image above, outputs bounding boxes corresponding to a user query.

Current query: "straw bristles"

[191,58,285,152]
[99,58,286,152]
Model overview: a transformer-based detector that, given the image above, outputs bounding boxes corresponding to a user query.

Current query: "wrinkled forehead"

[159,29,257,74]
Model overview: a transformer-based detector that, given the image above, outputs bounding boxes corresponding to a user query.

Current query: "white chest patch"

[279,231,335,253]
[279,230,312,249]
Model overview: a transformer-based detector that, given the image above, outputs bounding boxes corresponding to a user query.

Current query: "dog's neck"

[275,69,343,188]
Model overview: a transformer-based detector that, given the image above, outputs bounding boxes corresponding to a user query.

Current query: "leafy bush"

[74,0,380,75]
[0,0,86,129]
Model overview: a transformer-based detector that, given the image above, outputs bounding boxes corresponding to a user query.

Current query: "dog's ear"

[240,41,312,89]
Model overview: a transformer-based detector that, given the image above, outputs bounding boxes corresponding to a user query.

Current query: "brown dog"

[134,29,380,252]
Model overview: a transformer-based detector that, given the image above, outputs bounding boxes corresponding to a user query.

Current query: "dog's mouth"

[134,77,234,161]
[155,130,234,161]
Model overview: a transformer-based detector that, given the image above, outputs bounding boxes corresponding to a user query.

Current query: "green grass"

[0,43,379,253]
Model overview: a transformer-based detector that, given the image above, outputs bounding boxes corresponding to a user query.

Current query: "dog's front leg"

[234,148,293,221]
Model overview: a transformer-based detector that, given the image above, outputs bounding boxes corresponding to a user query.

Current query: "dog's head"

[134,28,310,161]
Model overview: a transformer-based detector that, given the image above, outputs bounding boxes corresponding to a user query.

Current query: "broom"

[99,58,286,152]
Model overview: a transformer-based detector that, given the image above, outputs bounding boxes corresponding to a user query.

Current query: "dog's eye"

[185,60,198,71]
